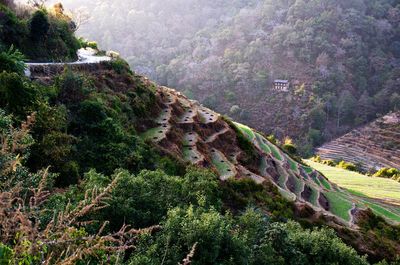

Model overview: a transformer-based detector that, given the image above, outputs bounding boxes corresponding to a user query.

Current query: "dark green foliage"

[0,4,79,61]
[221,178,293,220]
[81,167,220,230]
[0,243,13,264]
[0,72,38,118]
[0,4,26,48]
[0,46,26,74]
[283,143,297,155]
[29,10,49,41]
[129,207,369,265]
[110,58,130,74]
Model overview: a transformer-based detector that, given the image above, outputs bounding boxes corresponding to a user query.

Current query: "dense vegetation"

[0,2,399,264]
[0,1,79,61]
[59,0,400,154]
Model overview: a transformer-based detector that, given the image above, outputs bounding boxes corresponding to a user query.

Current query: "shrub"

[78,38,98,50]
[29,10,49,41]
[283,137,297,155]
[87,41,98,50]
[109,58,130,74]
[336,160,357,172]
[0,71,38,118]
[322,159,337,167]
[0,45,26,74]
[373,168,400,182]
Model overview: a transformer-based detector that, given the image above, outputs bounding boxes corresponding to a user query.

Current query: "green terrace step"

[211,149,236,181]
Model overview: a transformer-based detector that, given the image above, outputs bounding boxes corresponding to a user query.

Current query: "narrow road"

[24,48,111,77]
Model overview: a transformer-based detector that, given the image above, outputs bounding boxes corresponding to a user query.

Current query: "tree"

[337,90,356,128]
[29,10,50,41]
[27,0,47,8]
[356,91,374,124]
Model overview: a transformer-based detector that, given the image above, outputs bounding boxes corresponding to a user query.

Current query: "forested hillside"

[1,1,400,264]
[57,0,400,154]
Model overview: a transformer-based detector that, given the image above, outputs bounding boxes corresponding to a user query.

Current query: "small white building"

[273,80,290,92]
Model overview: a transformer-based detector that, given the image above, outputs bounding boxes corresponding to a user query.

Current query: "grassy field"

[305,160,400,203]
[324,191,352,221]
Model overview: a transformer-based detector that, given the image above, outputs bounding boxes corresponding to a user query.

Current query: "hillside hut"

[273,80,290,92]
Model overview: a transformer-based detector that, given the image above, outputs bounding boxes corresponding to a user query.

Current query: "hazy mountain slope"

[54,0,400,154]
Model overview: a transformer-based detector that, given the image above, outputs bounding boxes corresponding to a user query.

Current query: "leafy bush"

[110,58,131,74]
[311,156,337,167]
[283,137,297,155]
[0,45,26,74]
[373,168,400,182]
[29,9,49,41]
[82,167,220,230]
[78,38,98,50]
[0,71,38,118]
[336,160,357,172]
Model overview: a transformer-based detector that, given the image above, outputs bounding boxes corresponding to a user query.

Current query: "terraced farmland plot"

[198,107,219,123]
[183,146,204,164]
[235,123,283,161]
[233,122,255,140]
[255,133,272,154]
[141,86,400,226]
[211,149,236,180]
[141,124,170,142]
[179,107,197,123]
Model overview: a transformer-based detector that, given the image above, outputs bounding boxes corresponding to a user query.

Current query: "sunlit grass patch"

[363,201,400,222]
[288,158,298,172]
[233,122,255,141]
[325,191,352,221]
[306,160,400,203]
[255,133,271,154]
[319,176,331,190]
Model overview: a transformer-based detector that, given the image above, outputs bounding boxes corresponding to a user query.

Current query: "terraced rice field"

[140,86,400,226]
[211,149,236,180]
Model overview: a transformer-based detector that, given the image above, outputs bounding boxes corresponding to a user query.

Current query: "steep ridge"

[138,86,400,227]
[316,112,400,171]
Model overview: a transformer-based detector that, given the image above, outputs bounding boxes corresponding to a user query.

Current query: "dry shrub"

[0,114,160,264]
